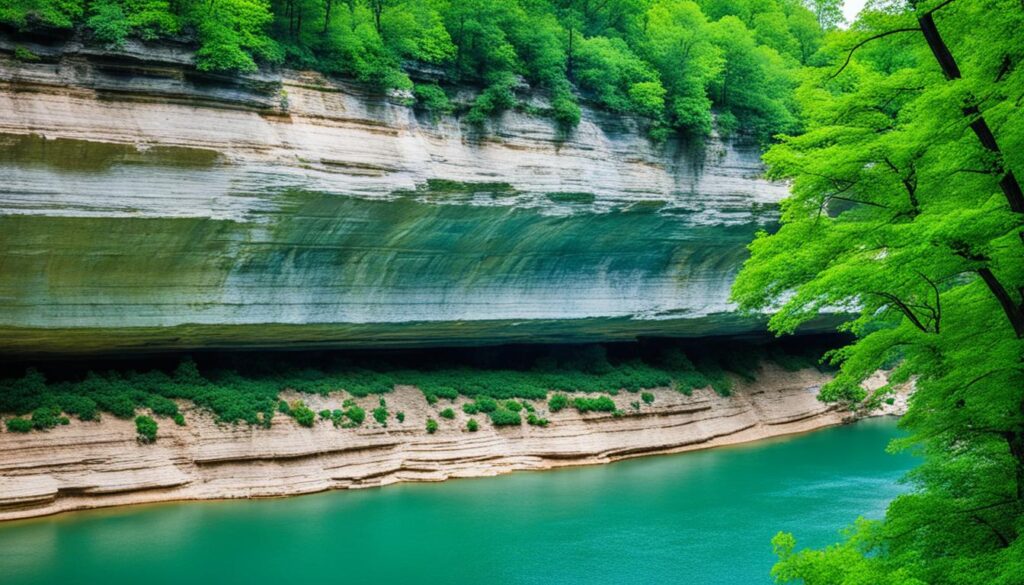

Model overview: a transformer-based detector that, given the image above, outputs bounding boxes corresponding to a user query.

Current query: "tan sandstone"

[0,365,877,522]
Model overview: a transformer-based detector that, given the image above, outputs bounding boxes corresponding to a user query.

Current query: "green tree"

[732,1,1024,582]
[641,0,722,135]
[803,0,842,31]
[0,0,83,29]
[86,0,179,46]
[187,0,282,72]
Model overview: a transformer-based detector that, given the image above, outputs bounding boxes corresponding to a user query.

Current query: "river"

[0,418,915,584]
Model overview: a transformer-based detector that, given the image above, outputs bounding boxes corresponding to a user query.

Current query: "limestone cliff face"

[0,366,848,521]
[0,37,791,354]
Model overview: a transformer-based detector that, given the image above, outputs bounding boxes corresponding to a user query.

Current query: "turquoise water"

[0,419,914,584]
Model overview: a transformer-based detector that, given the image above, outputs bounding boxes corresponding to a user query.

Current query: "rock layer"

[0,38,796,354]
[0,366,854,522]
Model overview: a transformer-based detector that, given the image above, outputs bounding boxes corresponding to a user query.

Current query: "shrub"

[6,418,32,433]
[173,413,186,426]
[396,411,405,423]
[135,415,158,443]
[488,408,521,426]
[631,401,641,411]
[462,402,479,415]
[503,400,523,412]
[14,46,40,62]
[413,83,453,114]
[319,409,332,420]
[573,396,616,413]
[61,395,98,421]
[30,406,67,430]
[345,405,366,426]
[373,406,388,426]
[439,408,455,420]
[641,392,655,405]
[426,418,438,434]
[467,418,479,432]
[474,396,498,413]
[289,401,316,428]
[526,414,549,427]
[548,393,568,412]
[146,395,180,418]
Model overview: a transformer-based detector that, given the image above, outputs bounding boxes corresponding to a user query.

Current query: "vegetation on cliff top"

[731,0,1024,582]
[1,0,838,141]
[0,341,824,432]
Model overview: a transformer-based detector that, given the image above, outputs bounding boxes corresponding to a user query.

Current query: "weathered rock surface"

[0,38,799,354]
[0,366,857,521]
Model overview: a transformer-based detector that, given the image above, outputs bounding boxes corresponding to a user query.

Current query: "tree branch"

[827,28,921,81]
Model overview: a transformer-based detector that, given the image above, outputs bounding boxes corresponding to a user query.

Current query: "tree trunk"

[323,0,333,34]
[917,13,1024,214]
[978,268,1024,338]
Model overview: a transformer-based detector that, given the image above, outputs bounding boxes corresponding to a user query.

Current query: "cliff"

[0,365,856,522]
[0,36,796,354]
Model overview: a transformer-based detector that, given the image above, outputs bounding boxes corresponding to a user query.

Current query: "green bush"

[414,83,453,114]
[503,400,523,412]
[548,393,568,412]
[526,414,549,427]
[473,396,498,413]
[6,418,32,433]
[426,418,438,434]
[462,402,479,415]
[373,406,388,426]
[641,392,655,404]
[30,406,68,430]
[289,401,316,427]
[439,408,455,420]
[488,408,521,426]
[573,396,616,413]
[345,405,366,426]
[13,46,40,62]
[135,415,158,443]
[631,401,641,410]
[173,413,186,426]
[396,411,405,423]
[466,418,479,432]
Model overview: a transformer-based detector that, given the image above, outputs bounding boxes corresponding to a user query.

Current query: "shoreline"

[0,366,899,523]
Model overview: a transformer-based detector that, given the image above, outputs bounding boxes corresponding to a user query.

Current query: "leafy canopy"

[731,1,1024,583]
[3,0,827,140]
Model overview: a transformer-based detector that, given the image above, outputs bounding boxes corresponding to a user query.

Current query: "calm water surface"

[0,418,915,584]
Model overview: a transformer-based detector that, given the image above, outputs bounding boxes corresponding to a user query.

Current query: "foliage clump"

[572,396,616,413]
[488,408,521,427]
[135,415,157,443]
[728,1,1024,582]
[2,0,824,141]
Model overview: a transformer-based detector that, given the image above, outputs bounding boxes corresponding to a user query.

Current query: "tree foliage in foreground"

[1,0,831,141]
[732,1,1024,582]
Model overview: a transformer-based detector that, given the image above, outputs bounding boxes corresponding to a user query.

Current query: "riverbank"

[0,364,901,522]
[0,418,916,585]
